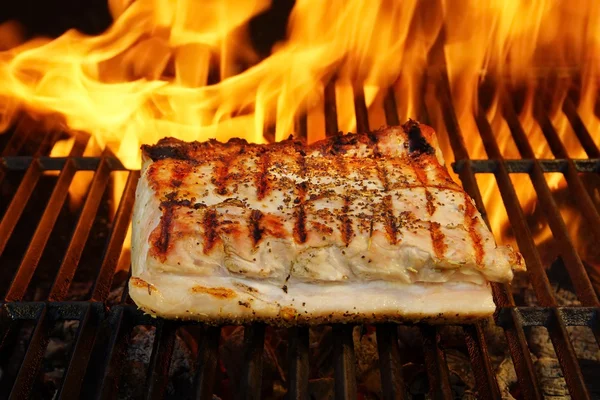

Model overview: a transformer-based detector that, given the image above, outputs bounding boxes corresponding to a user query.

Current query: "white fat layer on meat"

[129,272,494,324]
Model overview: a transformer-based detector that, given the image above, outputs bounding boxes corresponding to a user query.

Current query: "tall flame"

[0,0,599,258]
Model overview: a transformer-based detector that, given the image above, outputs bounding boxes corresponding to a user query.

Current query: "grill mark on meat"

[293,153,307,244]
[202,209,219,254]
[170,161,193,188]
[256,150,270,200]
[294,204,307,244]
[425,190,436,216]
[341,196,354,247]
[430,222,447,259]
[332,151,353,246]
[407,147,446,259]
[249,209,264,246]
[464,193,484,266]
[408,150,439,220]
[374,156,398,244]
[149,205,174,262]
[411,158,437,218]
[213,148,245,196]
[381,195,398,245]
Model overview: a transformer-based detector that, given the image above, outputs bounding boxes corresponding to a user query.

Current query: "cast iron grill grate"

[0,72,599,400]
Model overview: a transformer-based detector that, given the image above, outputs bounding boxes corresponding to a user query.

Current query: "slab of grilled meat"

[130,120,523,325]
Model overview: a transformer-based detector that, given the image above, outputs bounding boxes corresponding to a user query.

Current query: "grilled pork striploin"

[130,121,524,324]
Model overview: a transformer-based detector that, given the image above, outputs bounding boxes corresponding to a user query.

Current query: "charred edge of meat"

[249,209,264,246]
[404,120,435,155]
[143,144,192,162]
[367,131,383,158]
[202,209,219,254]
[330,132,361,155]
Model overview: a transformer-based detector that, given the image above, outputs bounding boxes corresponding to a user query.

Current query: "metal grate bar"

[500,308,544,400]
[191,326,221,400]
[533,97,600,244]
[546,308,592,400]
[1,127,60,161]
[324,79,339,136]
[333,324,357,400]
[57,303,103,399]
[5,156,87,302]
[502,97,599,306]
[145,320,177,400]
[239,323,266,400]
[89,306,134,400]
[383,88,400,126]
[474,108,557,306]
[0,128,60,190]
[591,311,600,348]
[0,316,24,395]
[420,326,452,400]
[33,129,64,158]
[353,85,370,132]
[513,306,599,327]
[0,135,88,258]
[263,106,277,143]
[477,107,587,398]
[91,170,138,301]
[376,324,406,400]
[0,120,36,157]
[455,159,600,174]
[295,112,308,141]
[0,161,42,254]
[463,324,501,399]
[8,305,50,400]
[429,71,543,399]
[49,154,112,301]
[287,326,309,400]
[562,97,600,158]
[480,100,593,398]
[1,156,126,171]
